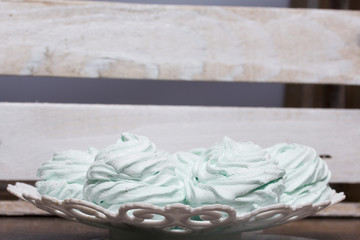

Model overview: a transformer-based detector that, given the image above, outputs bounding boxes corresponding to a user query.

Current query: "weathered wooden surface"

[316,202,360,217]
[264,218,360,240]
[0,102,359,182]
[1,0,360,85]
[0,216,108,240]
[1,216,359,240]
[0,201,49,216]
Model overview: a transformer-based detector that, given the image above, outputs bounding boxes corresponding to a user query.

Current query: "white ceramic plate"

[7,182,344,238]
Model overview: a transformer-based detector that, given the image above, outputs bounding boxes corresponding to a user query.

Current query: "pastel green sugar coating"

[84,133,185,211]
[185,137,285,215]
[267,143,332,205]
[36,147,98,199]
[172,149,204,182]
[36,133,332,214]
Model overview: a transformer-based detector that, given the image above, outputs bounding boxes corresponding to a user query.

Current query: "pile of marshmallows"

[36,133,332,214]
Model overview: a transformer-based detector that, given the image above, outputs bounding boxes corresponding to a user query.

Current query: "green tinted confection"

[36,133,332,214]
[36,147,98,199]
[185,137,285,214]
[267,143,332,205]
[84,133,185,211]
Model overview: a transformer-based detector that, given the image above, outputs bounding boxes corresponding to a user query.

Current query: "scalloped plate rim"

[7,182,345,234]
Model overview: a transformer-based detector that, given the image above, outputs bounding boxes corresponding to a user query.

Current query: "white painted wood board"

[1,0,360,85]
[0,102,359,182]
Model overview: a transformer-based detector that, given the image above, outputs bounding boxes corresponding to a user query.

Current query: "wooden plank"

[0,102,359,183]
[0,216,109,239]
[264,218,360,239]
[0,200,49,216]
[1,0,360,85]
[315,202,360,217]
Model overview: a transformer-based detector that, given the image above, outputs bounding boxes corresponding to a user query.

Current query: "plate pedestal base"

[109,229,242,240]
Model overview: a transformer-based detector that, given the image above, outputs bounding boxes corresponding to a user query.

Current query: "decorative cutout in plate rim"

[7,182,345,235]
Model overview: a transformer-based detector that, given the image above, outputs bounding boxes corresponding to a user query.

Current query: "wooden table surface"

[0,217,359,240]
